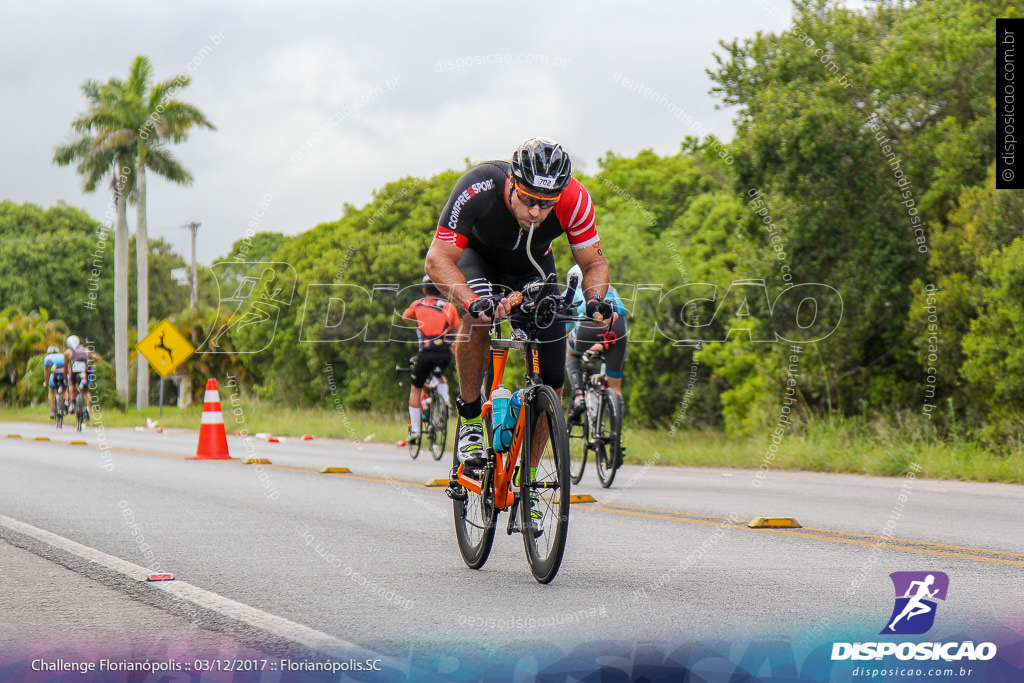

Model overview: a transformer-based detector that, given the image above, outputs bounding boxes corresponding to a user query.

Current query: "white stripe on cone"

[204,390,220,403]
[201,412,224,424]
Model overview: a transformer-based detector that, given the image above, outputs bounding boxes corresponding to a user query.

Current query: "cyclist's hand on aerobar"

[586,297,614,326]
[581,345,603,364]
[464,294,509,322]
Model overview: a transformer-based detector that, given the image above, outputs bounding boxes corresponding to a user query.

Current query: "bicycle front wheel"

[567,410,588,485]
[520,385,571,584]
[429,398,448,461]
[452,417,497,569]
[595,388,623,488]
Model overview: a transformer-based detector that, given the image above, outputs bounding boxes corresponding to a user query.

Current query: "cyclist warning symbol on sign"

[137,319,195,377]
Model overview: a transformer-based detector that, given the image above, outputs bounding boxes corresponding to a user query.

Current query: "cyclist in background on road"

[65,335,97,422]
[423,136,614,467]
[563,263,629,420]
[402,276,460,443]
[43,344,68,420]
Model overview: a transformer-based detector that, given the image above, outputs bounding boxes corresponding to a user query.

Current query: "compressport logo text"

[831,641,997,662]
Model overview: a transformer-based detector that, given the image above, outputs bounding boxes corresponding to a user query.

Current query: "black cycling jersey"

[434,162,598,275]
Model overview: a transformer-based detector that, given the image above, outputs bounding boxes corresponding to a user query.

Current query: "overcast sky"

[1,0,815,265]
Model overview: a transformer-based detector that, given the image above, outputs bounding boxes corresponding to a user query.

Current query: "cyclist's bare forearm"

[425,239,476,309]
[573,243,610,301]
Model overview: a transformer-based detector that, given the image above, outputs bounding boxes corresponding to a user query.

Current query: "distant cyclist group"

[43,335,97,428]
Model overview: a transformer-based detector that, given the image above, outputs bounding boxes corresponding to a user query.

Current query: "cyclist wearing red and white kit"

[402,276,459,442]
[425,137,614,466]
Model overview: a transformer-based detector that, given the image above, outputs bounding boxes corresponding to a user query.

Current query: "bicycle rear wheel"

[520,385,571,584]
[595,389,623,488]
[429,398,448,461]
[452,417,497,569]
[75,394,86,432]
[408,402,422,458]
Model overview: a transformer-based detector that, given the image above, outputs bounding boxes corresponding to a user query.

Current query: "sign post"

[136,320,195,418]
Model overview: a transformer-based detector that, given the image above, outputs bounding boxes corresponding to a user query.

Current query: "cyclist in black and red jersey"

[424,137,614,467]
[402,276,460,443]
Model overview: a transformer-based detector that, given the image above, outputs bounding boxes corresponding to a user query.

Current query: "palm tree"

[54,80,134,405]
[56,56,215,409]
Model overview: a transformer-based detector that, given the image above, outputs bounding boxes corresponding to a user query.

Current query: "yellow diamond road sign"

[137,319,194,378]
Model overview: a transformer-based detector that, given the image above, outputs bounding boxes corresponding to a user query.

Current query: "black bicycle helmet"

[422,275,442,297]
[511,137,572,196]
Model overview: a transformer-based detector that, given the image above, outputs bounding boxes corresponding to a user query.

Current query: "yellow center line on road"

[799,525,1024,559]
[758,527,1024,567]
[578,504,740,530]
[580,502,1024,568]
[592,502,740,524]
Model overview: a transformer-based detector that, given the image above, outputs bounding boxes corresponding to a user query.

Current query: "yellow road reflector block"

[424,479,450,487]
[243,458,271,465]
[69,440,87,445]
[748,517,802,529]
[34,436,50,441]
[7,434,21,438]
[570,494,597,503]
[320,467,351,474]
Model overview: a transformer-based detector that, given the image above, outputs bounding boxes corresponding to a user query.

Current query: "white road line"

[0,513,393,665]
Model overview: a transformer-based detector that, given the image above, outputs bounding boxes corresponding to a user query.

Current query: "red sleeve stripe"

[434,226,467,248]
[555,180,598,249]
[567,190,593,230]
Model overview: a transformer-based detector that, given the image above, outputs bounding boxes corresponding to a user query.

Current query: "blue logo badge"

[880,571,949,635]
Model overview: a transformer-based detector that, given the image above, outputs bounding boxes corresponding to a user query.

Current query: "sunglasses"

[515,182,560,209]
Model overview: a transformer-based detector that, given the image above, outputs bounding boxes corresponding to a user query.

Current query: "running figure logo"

[881,571,949,635]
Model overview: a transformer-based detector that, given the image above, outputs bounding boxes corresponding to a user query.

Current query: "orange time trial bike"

[448,277,590,584]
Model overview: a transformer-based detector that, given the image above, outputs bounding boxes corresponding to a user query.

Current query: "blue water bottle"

[490,385,512,450]
[497,389,524,451]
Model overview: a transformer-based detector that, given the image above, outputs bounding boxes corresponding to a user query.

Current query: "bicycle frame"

[454,343,538,511]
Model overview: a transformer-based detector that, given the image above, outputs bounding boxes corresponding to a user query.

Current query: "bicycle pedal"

[445,482,467,501]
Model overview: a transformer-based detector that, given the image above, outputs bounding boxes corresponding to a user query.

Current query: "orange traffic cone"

[190,378,233,460]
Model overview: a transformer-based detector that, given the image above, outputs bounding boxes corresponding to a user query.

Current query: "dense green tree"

[0,308,65,405]
[0,201,115,351]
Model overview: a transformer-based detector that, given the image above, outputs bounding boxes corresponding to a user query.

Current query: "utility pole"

[185,221,200,309]
[178,221,200,410]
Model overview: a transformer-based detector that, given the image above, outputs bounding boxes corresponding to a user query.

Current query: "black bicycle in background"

[566,347,624,488]
[396,358,450,461]
[53,382,68,430]
[73,378,88,432]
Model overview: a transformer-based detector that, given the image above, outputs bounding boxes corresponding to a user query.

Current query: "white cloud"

[1,0,808,263]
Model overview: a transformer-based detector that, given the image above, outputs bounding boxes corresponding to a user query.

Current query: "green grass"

[625,413,1024,484]
[3,403,1021,484]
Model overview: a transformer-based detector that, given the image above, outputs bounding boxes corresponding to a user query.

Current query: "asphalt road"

[1,419,1022,680]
